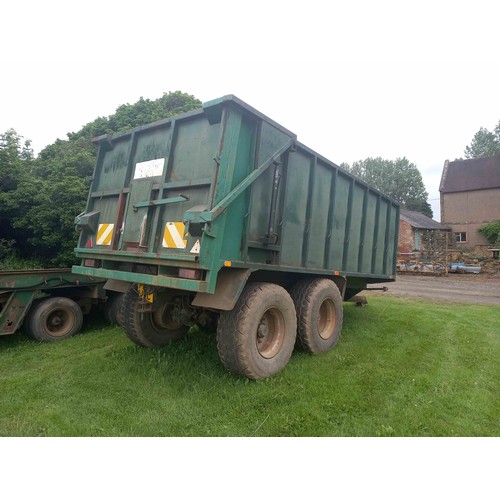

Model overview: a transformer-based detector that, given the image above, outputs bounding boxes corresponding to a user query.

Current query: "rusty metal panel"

[191,268,251,310]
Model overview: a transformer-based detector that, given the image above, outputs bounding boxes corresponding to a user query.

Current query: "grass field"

[0,295,498,437]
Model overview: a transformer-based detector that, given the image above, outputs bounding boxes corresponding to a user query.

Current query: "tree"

[0,129,33,191]
[404,198,433,218]
[464,121,500,158]
[0,129,34,250]
[67,90,201,140]
[345,157,433,218]
[5,91,202,267]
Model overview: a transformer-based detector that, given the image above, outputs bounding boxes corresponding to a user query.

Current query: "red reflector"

[85,237,93,248]
[179,269,201,280]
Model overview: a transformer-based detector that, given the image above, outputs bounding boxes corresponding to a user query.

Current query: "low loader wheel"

[290,278,343,354]
[121,285,189,347]
[216,283,297,380]
[24,297,83,342]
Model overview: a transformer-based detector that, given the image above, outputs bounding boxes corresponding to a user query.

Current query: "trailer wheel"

[290,278,343,353]
[24,297,83,342]
[104,292,125,327]
[216,283,297,380]
[121,285,189,347]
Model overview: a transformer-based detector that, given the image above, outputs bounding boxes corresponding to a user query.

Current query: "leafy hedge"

[478,221,500,246]
[0,91,201,267]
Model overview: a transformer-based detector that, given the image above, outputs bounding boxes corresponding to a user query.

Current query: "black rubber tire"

[290,278,343,353]
[24,297,83,342]
[121,285,189,347]
[216,283,297,380]
[104,292,125,327]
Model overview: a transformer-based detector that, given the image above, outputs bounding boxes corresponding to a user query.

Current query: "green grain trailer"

[73,95,399,379]
[0,269,106,341]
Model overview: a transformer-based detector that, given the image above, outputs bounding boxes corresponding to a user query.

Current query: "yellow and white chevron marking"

[97,223,114,246]
[162,222,187,249]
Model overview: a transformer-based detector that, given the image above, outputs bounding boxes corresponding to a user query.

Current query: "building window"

[455,232,467,243]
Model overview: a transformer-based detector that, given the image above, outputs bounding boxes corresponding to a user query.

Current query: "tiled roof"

[400,210,449,230]
[440,155,500,193]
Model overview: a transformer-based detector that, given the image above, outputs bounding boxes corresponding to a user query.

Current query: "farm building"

[440,155,500,249]
[398,209,449,255]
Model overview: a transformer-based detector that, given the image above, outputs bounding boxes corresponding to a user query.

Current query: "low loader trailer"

[0,269,107,341]
[73,95,399,379]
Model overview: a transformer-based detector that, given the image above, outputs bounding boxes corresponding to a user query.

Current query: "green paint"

[74,95,399,296]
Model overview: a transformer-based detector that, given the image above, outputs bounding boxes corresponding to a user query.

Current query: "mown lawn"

[0,296,498,437]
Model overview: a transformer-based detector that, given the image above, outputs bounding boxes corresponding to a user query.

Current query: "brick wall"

[398,220,415,254]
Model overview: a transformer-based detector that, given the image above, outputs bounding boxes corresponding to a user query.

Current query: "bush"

[478,221,500,246]
[0,239,14,260]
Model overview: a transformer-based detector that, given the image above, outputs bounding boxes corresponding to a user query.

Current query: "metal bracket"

[133,194,189,212]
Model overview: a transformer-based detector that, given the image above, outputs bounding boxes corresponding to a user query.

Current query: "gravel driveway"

[367,273,500,306]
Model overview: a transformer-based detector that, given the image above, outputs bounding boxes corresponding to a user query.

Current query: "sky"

[2,1,500,222]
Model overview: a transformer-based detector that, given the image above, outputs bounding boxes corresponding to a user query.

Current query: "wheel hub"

[257,322,269,338]
[46,310,72,336]
[318,298,336,340]
[152,302,183,330]
[256,308,285,359]
[50,315,63,327]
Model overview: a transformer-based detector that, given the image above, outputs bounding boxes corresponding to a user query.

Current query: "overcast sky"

[2,1,499,223]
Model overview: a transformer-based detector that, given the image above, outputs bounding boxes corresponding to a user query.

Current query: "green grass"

[0,296,498,437]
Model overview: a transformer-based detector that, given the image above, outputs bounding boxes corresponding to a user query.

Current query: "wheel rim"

[152,303,183,332]
[318,298,336,340]
[256,307,286,359]
[46,310,74,337]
